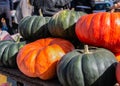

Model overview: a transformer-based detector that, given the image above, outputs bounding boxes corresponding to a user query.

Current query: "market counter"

[0,67,62,86]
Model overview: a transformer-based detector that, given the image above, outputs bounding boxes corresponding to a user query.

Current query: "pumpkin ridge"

[2,44,11,66]
[67,55,85,86]
[23,49,38,77]
[57,51,80,85]
[18,16,30,37]
[8,44,19,67]
[27,16,37,38]
[35,44,65,75]
[0,43,10,60]
[31,16,41,36]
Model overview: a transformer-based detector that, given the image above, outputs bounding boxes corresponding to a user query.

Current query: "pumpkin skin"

[17,38,75,80]
[18,16,51,41]
[57,47,117,86]
[75,12,120,59]
[48,9,87,39]
[0,40,26,68]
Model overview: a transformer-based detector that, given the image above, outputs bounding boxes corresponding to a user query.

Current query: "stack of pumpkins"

[0,9,120,86]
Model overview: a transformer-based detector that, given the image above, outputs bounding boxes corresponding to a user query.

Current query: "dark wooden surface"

[0,67,62,86]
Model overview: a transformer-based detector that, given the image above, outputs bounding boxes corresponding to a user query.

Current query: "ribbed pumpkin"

[48,9,87,39]
[0,40,26,68]
[17,38,75,80]
[57,45,117,86]
[75,12,120,61]
[18,16,51,41]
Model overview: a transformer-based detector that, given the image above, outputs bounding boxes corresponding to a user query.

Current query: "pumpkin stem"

[15,34,20,43]
[14,34,20,43]
[39,9,43,16]
[84,45,90,54]
[11,33,21,43]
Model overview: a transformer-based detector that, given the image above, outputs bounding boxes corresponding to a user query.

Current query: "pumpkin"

[0,40,26,68]
[17,38,75,80]
[18,16,51,41]
[48,9,87,39]
[75,12,120,60]
[57,45,117,86]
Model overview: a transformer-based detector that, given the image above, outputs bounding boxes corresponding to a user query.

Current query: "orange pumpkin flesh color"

[17,38,75,80]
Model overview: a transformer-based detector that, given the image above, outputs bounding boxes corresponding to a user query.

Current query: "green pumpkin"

[48,9,86,39]
[57,45,117,86]
[18,16,51,41]
[0,40,26,68]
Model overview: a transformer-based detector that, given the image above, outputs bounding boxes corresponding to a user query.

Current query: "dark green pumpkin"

[48,9,86,39]
[57,45,117,86]
[0,40,26,68]
[18,16,51,41]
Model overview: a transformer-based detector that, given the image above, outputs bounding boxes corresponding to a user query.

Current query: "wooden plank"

[0,67,62,86]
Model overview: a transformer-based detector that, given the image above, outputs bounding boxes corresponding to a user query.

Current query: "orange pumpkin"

[75,12,120,61]
[17,38,75,80]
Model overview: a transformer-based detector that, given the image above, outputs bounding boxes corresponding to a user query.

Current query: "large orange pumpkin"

[17,38,75,80]
[75,12,120,60]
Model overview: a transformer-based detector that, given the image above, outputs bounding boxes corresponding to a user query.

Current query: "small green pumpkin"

[57,45,117,86]
[18,16,51,41]
[48,9,87,39]
[0,40,26,68]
